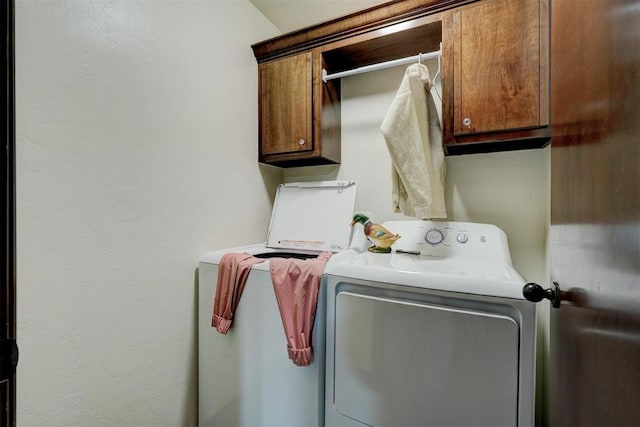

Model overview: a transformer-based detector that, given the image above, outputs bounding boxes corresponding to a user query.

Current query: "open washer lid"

[266,180,357,252]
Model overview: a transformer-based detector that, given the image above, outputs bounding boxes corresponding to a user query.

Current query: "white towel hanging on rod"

[322,45,441,83]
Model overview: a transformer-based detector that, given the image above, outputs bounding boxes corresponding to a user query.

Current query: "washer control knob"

[456,233,469,244]
[425,229,445,245]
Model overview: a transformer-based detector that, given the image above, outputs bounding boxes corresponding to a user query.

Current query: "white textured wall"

[15,1,281,425]
[284,63,550,285]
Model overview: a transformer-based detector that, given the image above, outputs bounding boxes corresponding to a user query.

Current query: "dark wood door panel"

[1,0,17,425]
[549,0,640,425]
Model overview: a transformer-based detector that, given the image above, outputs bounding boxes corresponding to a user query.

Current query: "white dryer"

[198,181,358,427]
[324,220,536,427]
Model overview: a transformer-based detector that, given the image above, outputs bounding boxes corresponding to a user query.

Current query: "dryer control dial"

[425,229,445,245]
[456,233,469,244]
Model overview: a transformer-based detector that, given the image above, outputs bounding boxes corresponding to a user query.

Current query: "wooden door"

[549,0,640,425]
[258,52,313,159]
[1,0,17,425]
[453,0,543,135]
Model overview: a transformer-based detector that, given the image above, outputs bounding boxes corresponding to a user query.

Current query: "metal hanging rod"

[322,46,441,83]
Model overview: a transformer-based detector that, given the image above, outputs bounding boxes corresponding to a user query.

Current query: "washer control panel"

[380,220,511,261]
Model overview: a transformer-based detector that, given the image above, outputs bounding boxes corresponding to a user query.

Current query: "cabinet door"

[259,53,313,157]
[453,0,542,135]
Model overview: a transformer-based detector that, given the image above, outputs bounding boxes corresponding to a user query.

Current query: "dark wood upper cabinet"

[252,0,550,166]
[259,53,313,158]
[454,0,543,134]
[446,0,550,153]
[257,51,341,167]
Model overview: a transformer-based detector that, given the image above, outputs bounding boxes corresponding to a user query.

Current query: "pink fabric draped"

[269,252,333,366]
[211,253,265,334]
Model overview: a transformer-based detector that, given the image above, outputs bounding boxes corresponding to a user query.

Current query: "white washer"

[198,181,358,427]
[324,220,536,427]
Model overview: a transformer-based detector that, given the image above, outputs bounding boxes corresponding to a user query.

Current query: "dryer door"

[332,292,519,427]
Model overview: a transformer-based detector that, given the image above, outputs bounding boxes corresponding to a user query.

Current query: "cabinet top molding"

[251,0,475,62]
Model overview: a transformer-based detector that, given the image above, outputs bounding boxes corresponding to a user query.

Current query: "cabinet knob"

[463,117,472,128]
[298,139,306,146]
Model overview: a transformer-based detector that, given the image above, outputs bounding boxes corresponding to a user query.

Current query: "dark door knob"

[0,339,19,382]
[523,282,560,308]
